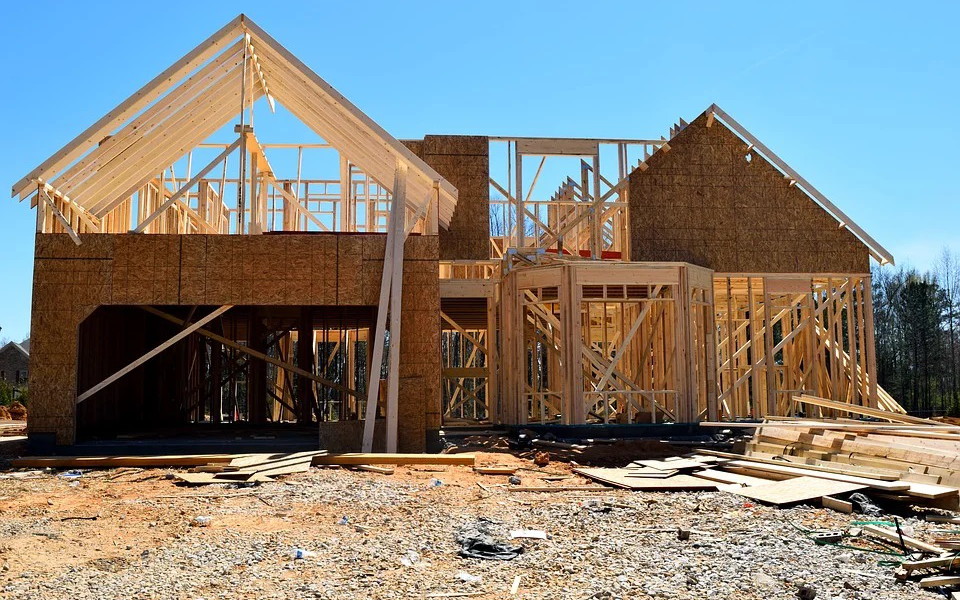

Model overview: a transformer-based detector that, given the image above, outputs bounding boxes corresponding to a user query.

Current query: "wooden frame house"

[13,15,900,452]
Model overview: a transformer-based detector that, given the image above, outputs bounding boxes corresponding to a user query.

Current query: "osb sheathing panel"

[29,232,440,449]
[407,135,490,260]
[628,113,870,273]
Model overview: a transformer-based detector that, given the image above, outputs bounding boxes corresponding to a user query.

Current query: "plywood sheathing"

[628,112,870,273]
[28,232,440,450]
[406,136,490,260]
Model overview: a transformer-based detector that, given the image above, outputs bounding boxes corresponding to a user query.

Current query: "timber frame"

[14,17,903,451]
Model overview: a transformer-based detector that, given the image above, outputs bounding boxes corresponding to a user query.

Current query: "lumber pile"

[11,451,476,485]
[574,398,960,510]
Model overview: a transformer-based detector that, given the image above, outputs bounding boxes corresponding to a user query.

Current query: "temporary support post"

[385,165,407,452]
[361,162,408,452]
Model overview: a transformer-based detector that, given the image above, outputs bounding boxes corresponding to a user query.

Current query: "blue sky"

[1,1,957,341]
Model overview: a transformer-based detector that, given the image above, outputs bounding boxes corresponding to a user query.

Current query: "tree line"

[872,249,960,416]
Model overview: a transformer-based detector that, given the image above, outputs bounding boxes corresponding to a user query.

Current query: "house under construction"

[13,15,903,453]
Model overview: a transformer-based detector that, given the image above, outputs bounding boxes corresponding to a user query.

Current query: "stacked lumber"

[728,396,960,509]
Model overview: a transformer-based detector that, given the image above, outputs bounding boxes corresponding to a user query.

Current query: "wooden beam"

[133,137,241,233]
[140,306,358,398]
[312,453,475,466]
[77,305,233,404]
[361,162,408,453]
[38,189,81,245]
[795,394,944,426]
[385,164,407,453]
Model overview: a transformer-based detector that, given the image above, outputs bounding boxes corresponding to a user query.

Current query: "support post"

[361,162,408,452]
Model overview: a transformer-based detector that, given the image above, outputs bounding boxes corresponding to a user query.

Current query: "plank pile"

[574,398,960,510]
[11,452,476,485]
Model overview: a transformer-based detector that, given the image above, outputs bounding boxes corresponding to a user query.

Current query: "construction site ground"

[0,437,935,600]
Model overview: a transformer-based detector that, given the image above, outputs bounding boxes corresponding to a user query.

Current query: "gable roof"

[0,341,29,359]
[671,104,893,265]
[12,15,458,227]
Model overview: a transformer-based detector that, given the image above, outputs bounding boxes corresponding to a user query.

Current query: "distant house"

[0,340,29,397]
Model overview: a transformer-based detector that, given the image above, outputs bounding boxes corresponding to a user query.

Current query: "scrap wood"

[902,555,960,573]
[508,485,610,492]
[174,472,275,485]
[794,394,950,427]
[311,453,475,466]
[574,468,718,491]
[218,451,321,480]
[720,460,911,492]
[632,458,706,471]
[821,496,854,513]
[697,449,902,481]
[474,466,517,475]
[11,455,236,468]
[622,467,679,478]
[354,464,395,475]
[692,469,770,487]
[532,439,585,450]
[920,575,960,588]
[723,476,865,506]
[861,524,945,555]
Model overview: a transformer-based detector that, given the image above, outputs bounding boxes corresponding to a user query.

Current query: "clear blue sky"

[1,1,957,342]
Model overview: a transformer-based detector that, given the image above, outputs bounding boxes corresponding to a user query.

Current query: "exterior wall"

[628,112,871,273]
[0,345,29,386]
[407,135,490,260]
[29,232,440,450]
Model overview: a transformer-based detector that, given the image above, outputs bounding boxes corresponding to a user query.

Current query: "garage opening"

[75,305,377,441]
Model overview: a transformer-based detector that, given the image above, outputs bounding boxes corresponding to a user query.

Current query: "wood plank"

[574,468,718,491]
[77,305,233,404]
[721,460,910,492]
[311,453,475,466]
[474,467,517,475]
[354,464,395,475]
[821,496,854,513]
[175,472,275,485]
[920,575,960,588]
[795,394,946,426]
[861,524,945,555]
[700,449,902,481]
[218,451,320,480]
[902,555,960,573]
[633,458,705,471]
[692,469,771,487]
[11,455,236,468]
[724,476,864,506]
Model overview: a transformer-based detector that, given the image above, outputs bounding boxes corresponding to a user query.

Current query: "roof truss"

[13,14,457,227]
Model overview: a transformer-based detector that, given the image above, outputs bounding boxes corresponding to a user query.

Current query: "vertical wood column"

[297,307,315,423]
[210,341,222,424]
[863,276,879,408]
[248,309,267,424]
[560,266,585,423]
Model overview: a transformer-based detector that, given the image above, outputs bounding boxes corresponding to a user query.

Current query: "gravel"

[0,460,940,599]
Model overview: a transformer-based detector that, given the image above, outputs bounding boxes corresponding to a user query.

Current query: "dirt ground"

[0,440,942,599]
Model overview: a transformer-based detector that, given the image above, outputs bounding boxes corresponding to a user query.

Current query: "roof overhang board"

[706,103,894,266]
[12,14,457,228]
